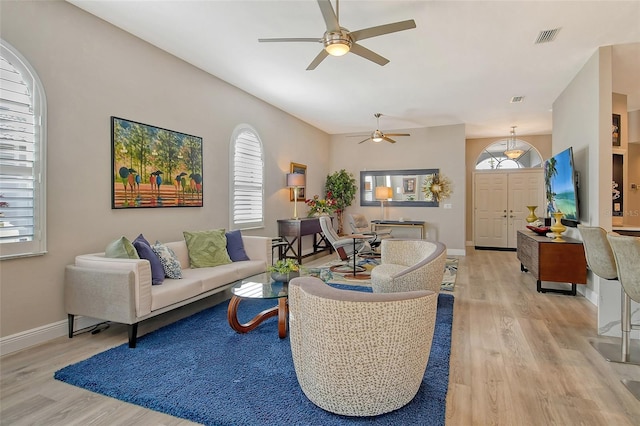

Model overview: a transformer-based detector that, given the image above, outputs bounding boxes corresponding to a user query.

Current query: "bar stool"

[607,233,640,400]
[578,225,637,362]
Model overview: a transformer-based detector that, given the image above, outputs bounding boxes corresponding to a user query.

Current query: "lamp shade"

[375,186,393,200]
[286,173,305,188]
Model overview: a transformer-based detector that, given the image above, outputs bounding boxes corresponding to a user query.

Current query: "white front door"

[474,173,508,247]
[474,170,545,248]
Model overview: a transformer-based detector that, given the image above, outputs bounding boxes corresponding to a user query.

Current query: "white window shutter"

[0,40,47,259]
[231,127,264,229]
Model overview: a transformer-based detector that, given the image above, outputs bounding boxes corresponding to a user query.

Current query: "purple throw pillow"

[225,230,250,262]
[133,234,165,285]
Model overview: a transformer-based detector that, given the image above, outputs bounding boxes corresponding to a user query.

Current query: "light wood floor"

[1,248,639,425]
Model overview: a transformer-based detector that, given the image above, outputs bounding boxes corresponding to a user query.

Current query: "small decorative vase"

[271,271,299,283]
[550,212,566,242]
[526,206,538,224]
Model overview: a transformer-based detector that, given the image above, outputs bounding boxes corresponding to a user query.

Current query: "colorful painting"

[111,117,203,209]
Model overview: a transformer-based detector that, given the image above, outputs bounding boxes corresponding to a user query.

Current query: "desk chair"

[347,213,391,249]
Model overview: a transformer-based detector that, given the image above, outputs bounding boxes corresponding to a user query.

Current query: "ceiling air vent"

[510,96,525,104]
[535,28,561,44]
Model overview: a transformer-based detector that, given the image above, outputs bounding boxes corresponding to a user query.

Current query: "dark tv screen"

[544,147,580,224]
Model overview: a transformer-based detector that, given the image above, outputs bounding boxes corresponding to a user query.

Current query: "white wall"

[553,46,638,338]
[0,1,331,344]
[330,124,466,254]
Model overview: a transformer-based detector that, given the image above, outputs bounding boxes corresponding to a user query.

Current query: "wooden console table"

[516,230,587,296]
[277,217,332,264]
[371,220,426,239]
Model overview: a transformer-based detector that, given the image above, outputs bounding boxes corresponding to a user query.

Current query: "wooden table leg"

[227,296,279,333]
[278,297,288,339]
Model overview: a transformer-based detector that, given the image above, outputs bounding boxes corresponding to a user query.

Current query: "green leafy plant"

[267,258,300,273]
[325,170,357,233]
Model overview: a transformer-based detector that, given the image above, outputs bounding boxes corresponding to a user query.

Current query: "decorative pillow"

[152,241,183,279]
[105,236,139,259]
[225,229,250,262]
[133,234,165,285]
[183,229,232,268]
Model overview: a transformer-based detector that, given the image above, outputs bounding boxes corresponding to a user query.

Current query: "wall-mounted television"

[544,147,580,227]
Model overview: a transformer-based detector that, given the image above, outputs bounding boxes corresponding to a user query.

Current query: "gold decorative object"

[526,206,538,223]
[422,173,452,203]
[550,211,567,242]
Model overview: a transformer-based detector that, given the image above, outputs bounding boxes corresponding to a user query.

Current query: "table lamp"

[375,186,393,220]
[286,173,305,219]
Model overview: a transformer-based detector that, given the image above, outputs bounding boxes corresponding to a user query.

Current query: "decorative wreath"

[422,173,452,203]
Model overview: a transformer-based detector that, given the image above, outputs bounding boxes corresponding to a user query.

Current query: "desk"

[371,220,426,239]
[277,217,332,264]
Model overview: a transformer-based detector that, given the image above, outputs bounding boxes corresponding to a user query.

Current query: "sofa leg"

[68,314,75,338]
[128,323,138,348]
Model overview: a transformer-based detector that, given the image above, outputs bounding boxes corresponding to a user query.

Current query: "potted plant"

[325,170,357,234]
[268,258,300,282]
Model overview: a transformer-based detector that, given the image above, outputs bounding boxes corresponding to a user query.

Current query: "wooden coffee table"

[227,273,289,338]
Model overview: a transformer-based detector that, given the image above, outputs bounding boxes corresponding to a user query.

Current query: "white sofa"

[64,235,271,347]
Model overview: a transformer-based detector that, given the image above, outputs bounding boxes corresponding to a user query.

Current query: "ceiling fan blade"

[358,137,371,144]
[384,133,411,137]
[317,0,340,32]
[350,19,417,42]
[349,43,389,66]
[307,49,330,70]
[258,38,321,43]
[383,136,397,144]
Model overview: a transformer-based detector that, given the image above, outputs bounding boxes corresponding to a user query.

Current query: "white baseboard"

[447,248,466,256]
[0,316,101,356]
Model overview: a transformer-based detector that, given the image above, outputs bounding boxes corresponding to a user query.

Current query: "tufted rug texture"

[55,285,454,426]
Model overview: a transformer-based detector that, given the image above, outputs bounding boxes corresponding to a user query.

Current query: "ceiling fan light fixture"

[324,30,352,56]
[372,130,384,142]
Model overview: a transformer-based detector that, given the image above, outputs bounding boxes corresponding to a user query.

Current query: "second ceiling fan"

[359,113,410,144]
[258,0,416,70]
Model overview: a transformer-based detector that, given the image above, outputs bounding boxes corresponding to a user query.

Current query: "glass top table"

[227,273,289,338]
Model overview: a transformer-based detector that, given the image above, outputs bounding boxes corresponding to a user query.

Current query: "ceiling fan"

[358,113,410,144]
[258,0,416,70]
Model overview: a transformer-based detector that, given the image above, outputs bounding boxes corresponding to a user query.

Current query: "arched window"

[229,125,264,230]
[475,139,542,170]
[0,40,47,259]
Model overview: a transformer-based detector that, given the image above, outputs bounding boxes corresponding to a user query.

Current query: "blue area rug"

[55,285,454,425]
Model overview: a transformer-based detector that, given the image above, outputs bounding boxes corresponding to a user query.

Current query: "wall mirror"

[360,169,439,207]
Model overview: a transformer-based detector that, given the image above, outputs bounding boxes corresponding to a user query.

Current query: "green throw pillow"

[183,229,232,268]
[105,236,140,259]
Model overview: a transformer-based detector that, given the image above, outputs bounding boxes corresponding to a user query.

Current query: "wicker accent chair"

[288,276,438,416]
[371,239,447,293]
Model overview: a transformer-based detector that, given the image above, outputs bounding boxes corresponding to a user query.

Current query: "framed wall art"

[612,114,621,146]
[111,116,203,209]
[289,162,307,202]
[403,177,416,194]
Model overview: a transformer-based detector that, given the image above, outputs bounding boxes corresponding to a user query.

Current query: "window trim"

[229,124,264,230]
[0,40,47,259]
